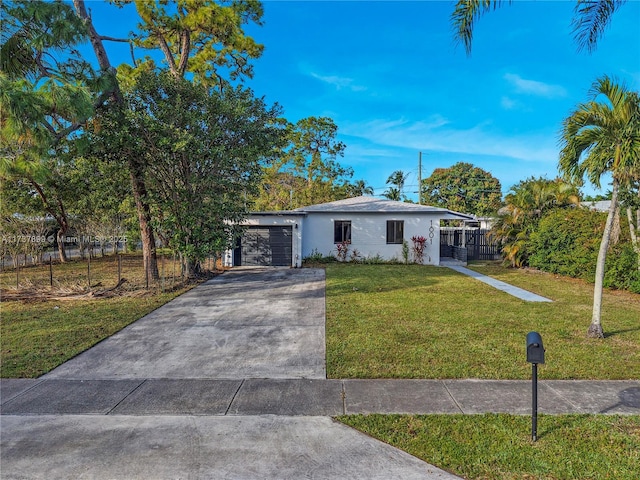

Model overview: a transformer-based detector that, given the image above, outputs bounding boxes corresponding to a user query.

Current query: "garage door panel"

[240,226,292,266]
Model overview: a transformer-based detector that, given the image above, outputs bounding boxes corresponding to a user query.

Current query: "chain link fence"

[0,252,223,297]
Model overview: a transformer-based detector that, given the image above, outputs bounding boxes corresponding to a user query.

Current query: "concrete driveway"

[44,267,327,380]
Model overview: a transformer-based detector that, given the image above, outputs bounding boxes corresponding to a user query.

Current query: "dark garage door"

[237,226,292,266]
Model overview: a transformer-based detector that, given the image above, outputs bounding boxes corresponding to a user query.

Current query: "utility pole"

[418,151,422,205]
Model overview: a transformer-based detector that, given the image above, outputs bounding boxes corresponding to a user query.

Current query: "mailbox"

[526,331,545,364]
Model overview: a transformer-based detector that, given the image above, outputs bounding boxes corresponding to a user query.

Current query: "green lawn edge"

[337,413,640,480]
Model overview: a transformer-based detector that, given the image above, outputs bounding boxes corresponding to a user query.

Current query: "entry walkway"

[446,264,553,302]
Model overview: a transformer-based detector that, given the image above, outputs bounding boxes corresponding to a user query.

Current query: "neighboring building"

[581,200,612,213]
[225,196,473,267]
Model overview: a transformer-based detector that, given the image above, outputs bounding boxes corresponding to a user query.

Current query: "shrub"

[528,209,602,280]
[303,248,336,265]
[359,254,387,264]
[401,240,410,264]
[335,241,350,262]
[529,207,638,291]
[604,243,640,292]
[411,235,427,264]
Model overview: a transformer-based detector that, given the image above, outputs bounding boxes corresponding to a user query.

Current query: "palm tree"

[349,179,374,197]
[383,187,401,202]
[384,170,409,201]
[491,177,580,267]
[559,75,640,338]
[451,0,627,56]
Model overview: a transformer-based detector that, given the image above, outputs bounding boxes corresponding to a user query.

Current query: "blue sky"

[88,0,640,200]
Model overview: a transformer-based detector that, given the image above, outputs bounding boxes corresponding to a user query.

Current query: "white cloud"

[342,118,558,165]
[504,73,567,98]
[310,72,367,92]
[501,96,517,110]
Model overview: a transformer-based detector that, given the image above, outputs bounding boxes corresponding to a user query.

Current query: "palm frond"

[572,0,627,53]
[559,74,640,190]
[451,0,510,56]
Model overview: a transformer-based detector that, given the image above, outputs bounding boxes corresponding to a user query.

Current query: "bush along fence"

[0,252,223,293]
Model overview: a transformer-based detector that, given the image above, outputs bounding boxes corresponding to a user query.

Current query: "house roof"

[581,200,612,212]
[248,211,306,216]
[292,196,474,220]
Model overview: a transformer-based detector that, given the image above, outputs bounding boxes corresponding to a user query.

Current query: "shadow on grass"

[604,326,640,338]
[535,414,585,441]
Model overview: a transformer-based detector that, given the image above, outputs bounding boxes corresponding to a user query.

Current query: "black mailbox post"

[526,331,545,441]
[526,332,545,364]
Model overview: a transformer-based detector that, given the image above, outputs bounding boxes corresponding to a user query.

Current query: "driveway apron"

[44,267,326,380]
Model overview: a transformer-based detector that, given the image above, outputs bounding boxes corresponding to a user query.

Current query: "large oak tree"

[421,162,502,216]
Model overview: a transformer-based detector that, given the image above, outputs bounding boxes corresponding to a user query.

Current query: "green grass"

[325,263,640,379]
[339,414,640,480]
[0,289,190,378]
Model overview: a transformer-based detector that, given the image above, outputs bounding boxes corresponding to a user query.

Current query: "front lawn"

[325,263,640,379]
[339,413,640,480]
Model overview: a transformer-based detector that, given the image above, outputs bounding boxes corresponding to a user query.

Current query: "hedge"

[527,208,640,293]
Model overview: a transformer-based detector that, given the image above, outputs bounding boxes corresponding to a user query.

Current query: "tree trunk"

[56,223,68,263]
[129,166,159,280]
[611,203,621,245]
[73,0,158,281]
[183,257,201,278]
[627,206,640,271]
[29,179,70,263]
[72,0,123,104]
[589,180,619,338]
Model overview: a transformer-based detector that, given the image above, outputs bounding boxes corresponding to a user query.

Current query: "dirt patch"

[0,275,215,302]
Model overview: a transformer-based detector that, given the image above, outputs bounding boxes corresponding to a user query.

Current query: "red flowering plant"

[411,235,427,264]
[335,240,350,262]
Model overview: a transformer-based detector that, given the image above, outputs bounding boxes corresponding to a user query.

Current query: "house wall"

[301,212,442,265]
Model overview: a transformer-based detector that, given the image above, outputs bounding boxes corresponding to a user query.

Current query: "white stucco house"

[225,196,473,268]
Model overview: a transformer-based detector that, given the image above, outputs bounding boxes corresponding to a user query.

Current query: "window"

[334,220,351,244]
[386,220,404,244]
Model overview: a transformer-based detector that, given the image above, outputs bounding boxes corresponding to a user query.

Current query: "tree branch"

[98,35,130,43]
[72,0,123,104]
[177,30,190,76]
[156,32,179,76]
[53,89,114,142]
[28,177,61,225]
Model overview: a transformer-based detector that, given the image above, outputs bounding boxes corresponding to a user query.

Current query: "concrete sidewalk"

[2,378,638,479]
[2,378,639,416]
[0,415,458,480]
